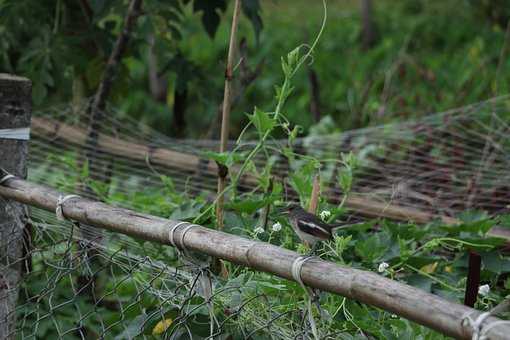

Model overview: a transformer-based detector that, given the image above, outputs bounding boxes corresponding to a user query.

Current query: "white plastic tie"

[168,221,189,248]
[0,174,15,185]
[291,255,319,340]
[55,195,80,221]
[0,127,30,140]
[462,298,510,340]
[179,224,197,251]
[168,221,197,253]
[479,320,510,339]
[291,255,312,288]
[462,310,505,340]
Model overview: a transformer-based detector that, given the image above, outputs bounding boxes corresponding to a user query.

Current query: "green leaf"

[226,196,276,214]
[497,214,510,229]
[191,0,227,38]
[248,107,276,137]
[241,0,263,42]
[169,201,204,221]
[202,150,244,167]
[355,233,390,263]
[405,274,433,292]
[481,251,510,274]
[337,167,353,193]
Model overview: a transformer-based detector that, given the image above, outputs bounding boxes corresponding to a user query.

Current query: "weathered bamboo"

[217,0,241,230]
[30,117,510,241]
[0,74,32,340]
[308,174,320,213]
[0,177,509,339]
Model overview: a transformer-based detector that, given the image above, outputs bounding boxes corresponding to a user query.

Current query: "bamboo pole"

[29,117,510,241]
[0,177,509,339]
[216,0,241,230]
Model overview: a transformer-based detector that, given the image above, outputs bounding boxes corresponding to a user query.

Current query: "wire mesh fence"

[5,208,422,339]
[3,96,510,338]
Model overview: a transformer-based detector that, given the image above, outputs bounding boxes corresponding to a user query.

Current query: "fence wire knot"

[55,195,80,221]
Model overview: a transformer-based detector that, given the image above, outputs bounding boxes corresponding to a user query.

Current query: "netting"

[10,209,292,339]
[29,95,510,218]
[5,95,510,338]
[7,208,418,339]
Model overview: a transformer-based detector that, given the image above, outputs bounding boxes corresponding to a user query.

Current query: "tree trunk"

[172,86,187,137]
[361,0,378,49]
[0,73,32,340]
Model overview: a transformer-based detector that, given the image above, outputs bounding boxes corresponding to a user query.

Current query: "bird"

[285,204,353,253]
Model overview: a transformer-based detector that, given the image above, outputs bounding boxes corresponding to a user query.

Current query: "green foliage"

[248,107,276,138]
[13,0,510,338]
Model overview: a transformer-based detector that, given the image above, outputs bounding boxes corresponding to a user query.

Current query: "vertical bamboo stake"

[308,174,321,213]
[0,74,32,340]
[216,0,242,229]
[464,251,481,307]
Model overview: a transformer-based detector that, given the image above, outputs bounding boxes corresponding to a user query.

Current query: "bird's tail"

[330,221,366,231]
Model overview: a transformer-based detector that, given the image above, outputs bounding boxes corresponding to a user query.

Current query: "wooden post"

[464,251,481,307]
[0,73,31,340]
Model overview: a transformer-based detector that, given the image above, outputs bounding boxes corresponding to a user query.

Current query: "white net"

[28,95,510,220]
[8,95,510,338]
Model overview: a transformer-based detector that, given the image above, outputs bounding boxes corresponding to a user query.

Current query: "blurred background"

[1,0,509,138]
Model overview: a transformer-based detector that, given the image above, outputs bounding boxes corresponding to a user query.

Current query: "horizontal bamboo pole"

[32,117,213,173]
[0,177,508,339]
[31,116,510,241]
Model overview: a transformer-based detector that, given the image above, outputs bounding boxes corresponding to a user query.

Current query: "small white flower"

[478,284,490,297]
[378,262,389,273]
[272,222,282,232]
[254,227,264,235]
[319,210,331,220]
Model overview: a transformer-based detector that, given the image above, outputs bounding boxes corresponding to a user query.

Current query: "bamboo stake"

[216,0,242,230]
[1,177,509,339]
[308,174,320,213]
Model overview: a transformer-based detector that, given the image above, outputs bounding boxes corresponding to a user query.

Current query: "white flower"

[254,227,264,235]
[378,262,389,273]
[319,210,331,220]
[478,284,490,297]
[272,222,282,232]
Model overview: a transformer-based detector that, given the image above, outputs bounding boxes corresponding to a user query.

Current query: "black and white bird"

[285,204,353,252]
